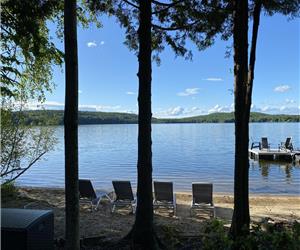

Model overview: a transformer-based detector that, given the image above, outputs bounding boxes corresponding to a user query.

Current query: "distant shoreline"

[14,110,300,125]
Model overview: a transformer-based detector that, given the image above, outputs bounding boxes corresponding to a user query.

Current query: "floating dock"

[249,148,300,162]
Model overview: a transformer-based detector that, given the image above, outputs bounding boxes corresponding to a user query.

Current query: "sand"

[2,187,300,241]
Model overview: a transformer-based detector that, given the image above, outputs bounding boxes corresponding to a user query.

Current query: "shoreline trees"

[2,0,299,248]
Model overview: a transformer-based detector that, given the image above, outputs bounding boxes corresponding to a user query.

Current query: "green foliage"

[259,0,300,18]
[159,225,181,249]
[1,0,64,101]
[1,101,57,185]
[16,110,141,125]
[200,220,300,250]
[1,0,101,101]
[14,110,300,125]
[1,182,18,199]
[202,219,233,250]
[89,0,230,63]
[161,112,299,123]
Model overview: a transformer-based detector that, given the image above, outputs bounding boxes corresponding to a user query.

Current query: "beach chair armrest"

[251,142,260,149]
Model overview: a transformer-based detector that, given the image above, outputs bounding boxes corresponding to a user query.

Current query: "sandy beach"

[2,187,300,241]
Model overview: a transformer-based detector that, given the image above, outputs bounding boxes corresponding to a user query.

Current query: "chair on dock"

[280,137,293,151]
[79,179,110,211]
[111,180,136,214]
[190,183,215,218]
[261,137,270,150]
[251,137,270,150]
[153,181,176,216]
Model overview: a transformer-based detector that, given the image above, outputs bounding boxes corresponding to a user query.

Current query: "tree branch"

[3,151,47,185]
[152,20,200,31]
[245,0,262,116]
[152,0,183,7]
[152,0,184,14]
[122,0,139,9]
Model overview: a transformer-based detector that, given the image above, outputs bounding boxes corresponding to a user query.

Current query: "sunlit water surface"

[18,123,300,194]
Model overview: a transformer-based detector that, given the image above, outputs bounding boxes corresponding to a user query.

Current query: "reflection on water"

[253,160,299,184]
[18,123,300,194]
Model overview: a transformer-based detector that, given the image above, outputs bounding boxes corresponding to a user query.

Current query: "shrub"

[202,219,232,250]
[1,182,18,199]
[201,219,300,250]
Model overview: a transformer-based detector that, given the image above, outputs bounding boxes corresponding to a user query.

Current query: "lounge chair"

[111,180,136,214]
[79,179,110,211]
[153,181,176,216]
[260,137,270,150]
[190,183,215,218]
[279,137,293,151]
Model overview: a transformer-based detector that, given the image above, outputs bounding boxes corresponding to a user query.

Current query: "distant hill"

[17,110,141,126]
[160,112,300,123]
[16,110,299,126]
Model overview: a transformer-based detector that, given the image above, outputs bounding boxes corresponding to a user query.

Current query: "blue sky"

[32,13,299,118]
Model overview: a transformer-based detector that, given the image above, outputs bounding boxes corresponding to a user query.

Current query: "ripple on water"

[18,123,300,194]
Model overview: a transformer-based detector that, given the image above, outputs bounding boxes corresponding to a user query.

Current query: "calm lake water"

[18,123,300,194]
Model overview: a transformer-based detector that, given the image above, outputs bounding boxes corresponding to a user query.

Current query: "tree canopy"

[1,0,101,101]
[1,0,63,100]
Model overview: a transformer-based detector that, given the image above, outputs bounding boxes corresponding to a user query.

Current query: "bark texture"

[230,0,250,238]
[246,0,262,116]
[64,0,79,249]
[132,0,156,248]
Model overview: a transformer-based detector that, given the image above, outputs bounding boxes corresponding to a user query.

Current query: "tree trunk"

[245,0,262,117]
[64,0,79,249]
[131,0,156,248]
[230,0,250,238]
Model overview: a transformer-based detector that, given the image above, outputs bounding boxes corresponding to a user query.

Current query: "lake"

[18,123,300,194]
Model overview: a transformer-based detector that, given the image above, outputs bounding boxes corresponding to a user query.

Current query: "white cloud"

[79,104,121,112]
[274,85,291,92]
[22,101,127,113]
[126,91,136,95]
[154,106,206,118]
[78,90,83,94]
[17,99,300,118]
[170,106,184,116]
[87,41,97,48]
[155,102,300,118]
[208,104,233,113]
[23,101,65,110]
[203,77,223,81]
[285,98,296,104]
[250,103,300,115]
[100,41,105,45]
[177,88,200,96]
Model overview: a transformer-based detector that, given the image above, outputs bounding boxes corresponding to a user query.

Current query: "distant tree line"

[2,0,299,249]
[15,110,300,125]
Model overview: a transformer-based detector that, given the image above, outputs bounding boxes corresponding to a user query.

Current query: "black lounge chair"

[153,181,176,216]
[79,179,110,211]
[279,137,293,151]
[191,183,215,218]
[111,180,136,213]
[261,137,270,150]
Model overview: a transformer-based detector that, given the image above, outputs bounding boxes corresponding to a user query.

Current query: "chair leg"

[111,204,115,213]
[95,197,102,211]
[213,208,216,218]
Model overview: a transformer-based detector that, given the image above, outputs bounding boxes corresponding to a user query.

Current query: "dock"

[249,148,300,162]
